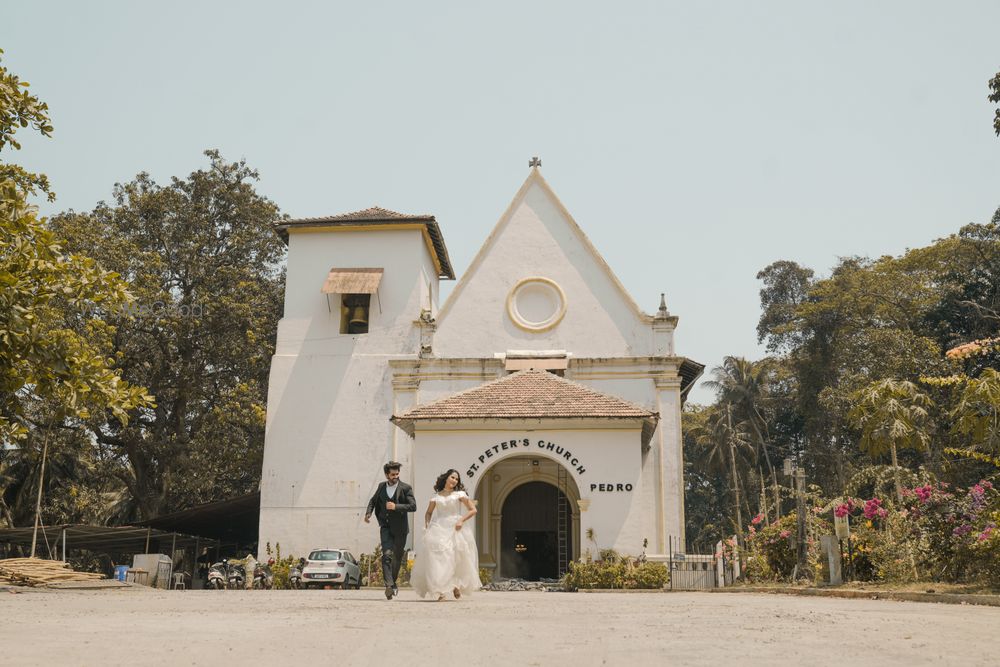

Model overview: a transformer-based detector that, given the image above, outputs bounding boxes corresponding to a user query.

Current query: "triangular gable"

[434,169,657,357]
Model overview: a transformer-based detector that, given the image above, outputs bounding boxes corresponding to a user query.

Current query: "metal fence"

[662,536,740,590]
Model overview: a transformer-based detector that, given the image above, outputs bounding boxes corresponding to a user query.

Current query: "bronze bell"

[348,305,368,331]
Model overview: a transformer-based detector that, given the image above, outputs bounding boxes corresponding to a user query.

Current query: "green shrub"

[840,522,878,581]
[264,542,299,589]
[562,552,668,590]
[865,514,920,583]
[745,514,798,580]
[357,545,412,587]
[968,507,1000,584]
[895,480,999,583]
[744,512,830,583]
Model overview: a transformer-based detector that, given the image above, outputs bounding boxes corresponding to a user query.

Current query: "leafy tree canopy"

[990,69,1000,137]
[0,48,53,198]
[49,151,286,518]
[0,50,151,447]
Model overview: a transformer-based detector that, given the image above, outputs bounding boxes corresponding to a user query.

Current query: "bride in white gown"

[411,469,480,601]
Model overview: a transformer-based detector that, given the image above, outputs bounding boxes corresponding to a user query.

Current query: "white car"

[300,548,361,589]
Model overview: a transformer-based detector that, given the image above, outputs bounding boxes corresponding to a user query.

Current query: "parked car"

[301,548,361,589]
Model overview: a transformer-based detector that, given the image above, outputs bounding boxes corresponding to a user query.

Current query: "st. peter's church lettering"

[466,438,586,478]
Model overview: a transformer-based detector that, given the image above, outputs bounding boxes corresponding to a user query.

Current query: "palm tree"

[704,356,779,514]
[847,379,933,503]
[688,404,754,556]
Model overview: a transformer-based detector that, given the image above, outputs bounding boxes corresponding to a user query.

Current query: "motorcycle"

[252,559,275,590]
[288,557,306,590]
[206,560,228,590]
[226,561,246,590]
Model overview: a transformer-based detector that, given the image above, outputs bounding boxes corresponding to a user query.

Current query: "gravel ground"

[1,587,997,666]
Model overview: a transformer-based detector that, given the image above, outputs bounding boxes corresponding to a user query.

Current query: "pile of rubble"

[0,558,106,587]
[481,578,564,592]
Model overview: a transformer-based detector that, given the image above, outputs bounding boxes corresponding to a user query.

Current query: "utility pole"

[772,468,782,519]
[30,426,53,559]
[795,466,807,576]
[784,457,808,579]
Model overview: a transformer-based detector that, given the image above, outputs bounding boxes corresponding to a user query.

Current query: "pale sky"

[5,1,1000,403]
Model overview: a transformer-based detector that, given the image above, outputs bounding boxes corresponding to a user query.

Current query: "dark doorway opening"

[500,481,571,580]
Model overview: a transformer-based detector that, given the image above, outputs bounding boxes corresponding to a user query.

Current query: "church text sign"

[466,438,587,478]
[590,483,634,493]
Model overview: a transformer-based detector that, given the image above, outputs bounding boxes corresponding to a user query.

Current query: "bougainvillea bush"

[742,476,999,586]
[744,513,830,582]
[898,480,999,583]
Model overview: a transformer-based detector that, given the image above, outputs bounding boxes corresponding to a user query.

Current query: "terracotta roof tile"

[285,206,435,224]
[392,370,658,444]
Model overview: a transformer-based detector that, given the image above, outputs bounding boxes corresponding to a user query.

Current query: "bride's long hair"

[433,469,465,492]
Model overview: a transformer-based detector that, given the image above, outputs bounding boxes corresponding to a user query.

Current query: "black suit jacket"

[366,481,416,536]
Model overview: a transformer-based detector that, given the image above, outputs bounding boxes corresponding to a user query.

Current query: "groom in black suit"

[364,461,416,599]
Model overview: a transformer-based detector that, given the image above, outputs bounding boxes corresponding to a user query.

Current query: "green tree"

[703,356,776,479]
[951,368,1000,454]
[1,50,153,536]
[0,52,151,447]
[49,152,285,518]
[925,220,1000,360]
[847,379,933,503]
[756,251,948,490]
[756,260,814,354]
[990,69,1000,137]
[0,187,152,441]
[0,48,53,198]
[682,405,733,551]
[687,403,754,556]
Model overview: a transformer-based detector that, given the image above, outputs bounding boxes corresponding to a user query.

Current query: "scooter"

[207,560,228,590]
[288,557,306,590]
[226,561,246,590]
[252,559,275,590]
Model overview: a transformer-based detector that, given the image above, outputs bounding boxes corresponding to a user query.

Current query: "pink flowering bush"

[822,496,885,581]
[744,513,830,582]
[715,536,739,567]
[893,479,1000,583]
[740,476,999,585]
[862,498,888,519]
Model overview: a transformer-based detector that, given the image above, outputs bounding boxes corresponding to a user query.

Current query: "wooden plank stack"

[0,557,106,586]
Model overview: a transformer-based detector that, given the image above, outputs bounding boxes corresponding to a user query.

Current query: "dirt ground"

[1,587,997,666]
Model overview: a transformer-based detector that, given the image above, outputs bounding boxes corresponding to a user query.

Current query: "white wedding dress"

[411,491,480,598]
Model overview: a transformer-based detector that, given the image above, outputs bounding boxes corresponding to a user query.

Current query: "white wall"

[434,178,666,358]
[259,227,440,558]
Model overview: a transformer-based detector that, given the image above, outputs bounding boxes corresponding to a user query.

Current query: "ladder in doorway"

[556,465,569,577]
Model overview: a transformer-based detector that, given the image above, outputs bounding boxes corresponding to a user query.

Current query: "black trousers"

[380,525,406,587]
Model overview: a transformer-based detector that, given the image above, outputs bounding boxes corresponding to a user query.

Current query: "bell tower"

[258,206,454,557]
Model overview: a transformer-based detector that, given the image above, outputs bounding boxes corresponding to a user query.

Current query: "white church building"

[258,165,702,578]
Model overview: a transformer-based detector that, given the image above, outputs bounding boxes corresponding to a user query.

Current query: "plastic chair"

[172,572,186,591]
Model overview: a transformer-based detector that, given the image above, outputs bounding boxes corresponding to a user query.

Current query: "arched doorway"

[473,455,580,580]
[499,481,572,580]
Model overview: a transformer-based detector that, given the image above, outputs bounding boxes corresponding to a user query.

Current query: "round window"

[506,277,567,332]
